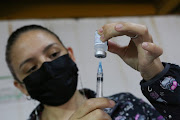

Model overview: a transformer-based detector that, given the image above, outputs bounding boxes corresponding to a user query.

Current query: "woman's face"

[10,30,68,83]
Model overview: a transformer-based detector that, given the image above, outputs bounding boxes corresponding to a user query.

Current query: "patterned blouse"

[29,62,180,120]
[140,63,180,120]
[28,89,164,120]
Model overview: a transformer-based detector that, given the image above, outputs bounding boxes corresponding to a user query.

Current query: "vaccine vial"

[94,31,108,58]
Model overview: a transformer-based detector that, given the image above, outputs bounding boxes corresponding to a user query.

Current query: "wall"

[0,15,180,120]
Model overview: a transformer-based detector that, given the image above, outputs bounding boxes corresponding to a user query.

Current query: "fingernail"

[142,42,148,48]
[115,24,123,31]
[109,100,115,107]
[100,34,104,41]
[99,28,103,33]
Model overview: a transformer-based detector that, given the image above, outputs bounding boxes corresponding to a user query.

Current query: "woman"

[5,22,165,120]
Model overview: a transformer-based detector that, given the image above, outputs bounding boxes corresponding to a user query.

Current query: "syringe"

[96,61,103,98]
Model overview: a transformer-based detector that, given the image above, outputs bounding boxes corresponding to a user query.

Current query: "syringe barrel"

[96,76,103,98]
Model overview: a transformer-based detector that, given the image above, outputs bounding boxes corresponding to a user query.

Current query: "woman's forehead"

[16,30,60,45]
[12,30,62,52]
[10,30,63,65]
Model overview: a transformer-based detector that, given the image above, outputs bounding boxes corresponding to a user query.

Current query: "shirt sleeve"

[140,62,180,120]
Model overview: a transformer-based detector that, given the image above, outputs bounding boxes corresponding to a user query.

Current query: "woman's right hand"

[69,98,115,120]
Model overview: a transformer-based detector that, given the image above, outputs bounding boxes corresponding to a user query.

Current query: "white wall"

[0,15,180,120]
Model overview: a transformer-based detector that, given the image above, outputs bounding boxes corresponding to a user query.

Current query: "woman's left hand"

[98,22,164,80]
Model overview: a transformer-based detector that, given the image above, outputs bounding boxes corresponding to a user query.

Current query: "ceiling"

[0,0,179,20]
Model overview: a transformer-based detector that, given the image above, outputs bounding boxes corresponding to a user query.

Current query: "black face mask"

[23,54,78,106]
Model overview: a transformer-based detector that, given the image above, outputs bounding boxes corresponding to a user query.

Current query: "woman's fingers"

[98,23,120,41]
[98,22,152,44]
[142,42,163,61]
[114,22,150,39]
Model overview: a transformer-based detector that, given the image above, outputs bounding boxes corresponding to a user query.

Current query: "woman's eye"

[27,66,37,73]
[50,52,59,58]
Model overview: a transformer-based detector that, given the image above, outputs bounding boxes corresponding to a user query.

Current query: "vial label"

[94,31,107,46]
[94,31,108,58]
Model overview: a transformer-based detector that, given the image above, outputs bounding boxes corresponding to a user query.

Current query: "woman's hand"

[69,98,115,120]
[98,22,164,80]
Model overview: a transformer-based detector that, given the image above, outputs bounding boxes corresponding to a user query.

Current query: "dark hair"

[5,24,65,83]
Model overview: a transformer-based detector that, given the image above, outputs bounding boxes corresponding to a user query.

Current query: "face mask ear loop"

[78,72,86,99]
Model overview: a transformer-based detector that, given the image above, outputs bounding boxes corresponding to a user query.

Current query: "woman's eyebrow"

[19,43,59,69]
[19,58,34,69]
[43,43,58,54]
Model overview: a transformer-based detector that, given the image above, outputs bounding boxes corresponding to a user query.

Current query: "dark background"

[0,0,180,20]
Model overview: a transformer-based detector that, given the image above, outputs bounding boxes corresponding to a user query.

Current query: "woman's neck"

[41,90,86,120]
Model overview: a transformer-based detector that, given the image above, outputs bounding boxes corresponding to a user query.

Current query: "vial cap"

[95,51,106,58]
